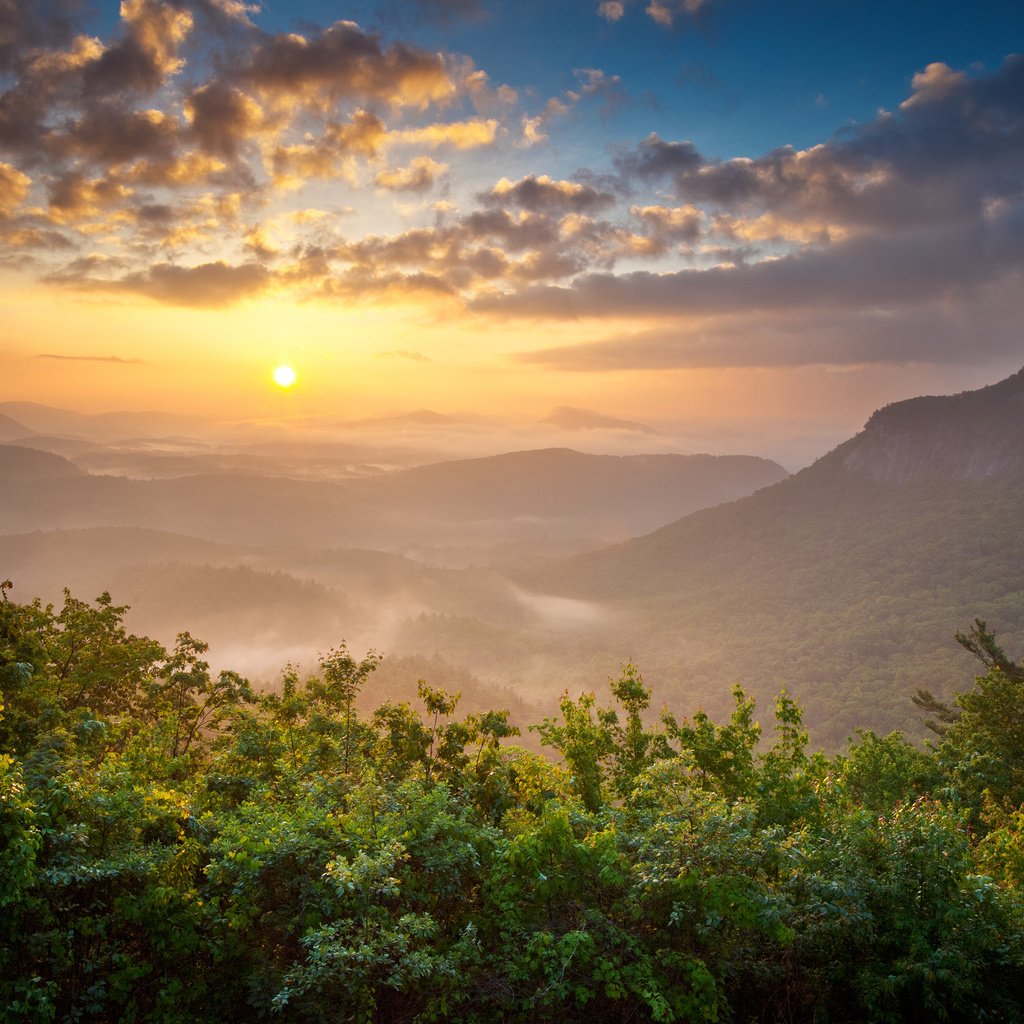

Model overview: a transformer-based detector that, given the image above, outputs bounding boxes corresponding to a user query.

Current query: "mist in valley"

[0,398,794,731]
[4,369,1024,751]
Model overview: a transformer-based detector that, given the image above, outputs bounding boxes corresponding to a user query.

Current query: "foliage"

[2,586,1024,1022]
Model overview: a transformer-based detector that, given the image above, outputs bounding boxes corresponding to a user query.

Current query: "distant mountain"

[0,445,84,480]
[0,447,788,552]
[353,448,789,541]
[0,402,208,440]
[345,409,458,429]
[0,402,92,435]
[0,413,33,442]
[506,368,1024,745]
[540,407,658,434]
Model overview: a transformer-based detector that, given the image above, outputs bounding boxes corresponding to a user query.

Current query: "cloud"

[614,132,703,182]
[82,0,194,97]
[597,2,626,22]
[0,0,86,73]
[0,0,1020,360]
[594,0,712,27]
[49,259,271,307]
[36,353,146,364]
[376,349,432,362]
[46,173,134,222]
[569,67,625,111]
[482,174,616,213]
[237,20,456,111]
[122,260,271,306]
[515,287,1024,370]
[900,62,968,110]
[64,106,182,167]
[270,111,387,188]
[616,55,1024,234]
[0,162,31,215]
[375,156,447,192]
[185,81,268,157]
[645,0,711,27]
[630,203,703,245]
[386,118,498,150]
[480,210,1024,320]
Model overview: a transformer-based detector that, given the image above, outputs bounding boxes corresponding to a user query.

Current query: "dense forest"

[3,583,1024,1022]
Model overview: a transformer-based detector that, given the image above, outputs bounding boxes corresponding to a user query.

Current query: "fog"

[0,398,792,719]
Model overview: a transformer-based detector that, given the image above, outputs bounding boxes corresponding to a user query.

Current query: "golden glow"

[273,364,297,388]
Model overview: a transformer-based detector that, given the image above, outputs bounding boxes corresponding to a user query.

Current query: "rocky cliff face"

[835,367,1024,482]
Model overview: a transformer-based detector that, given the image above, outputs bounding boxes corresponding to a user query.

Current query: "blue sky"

[280,0,1019,154]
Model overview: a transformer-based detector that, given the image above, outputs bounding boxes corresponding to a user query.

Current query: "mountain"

[833,368,1024,482]
[0,413,33,442]
[354,448,789,543]
[0,445,84,480]
[0,447,788,555]
[0,403,93,435]
[346,409,458,428]
[496,369,1024,745]
[0,402,208,440]
[540,407,658,434]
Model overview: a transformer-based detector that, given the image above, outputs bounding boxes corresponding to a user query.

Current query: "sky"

[0,0,1022,465]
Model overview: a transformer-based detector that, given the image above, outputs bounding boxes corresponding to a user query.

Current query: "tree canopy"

[2,585,1024,1022]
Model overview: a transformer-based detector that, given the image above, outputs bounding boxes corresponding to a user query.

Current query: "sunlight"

[273,364,297,388]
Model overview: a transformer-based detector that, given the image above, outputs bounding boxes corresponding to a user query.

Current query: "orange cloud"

[0,163,32,216]
[375,157,448,192]
[387,118,499,150]
[239,21,456,112]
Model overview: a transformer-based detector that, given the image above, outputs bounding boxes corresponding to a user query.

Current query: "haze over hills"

[0,402,209,441]
[471,368,1024,744]
[539,407,658,434]
[0,413,33,442]
[0,445,83,480]
[2,372,1022,747]
[0,436,786,687]
[0,444,787,553]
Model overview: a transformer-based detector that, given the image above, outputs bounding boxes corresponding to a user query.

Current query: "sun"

[273,364,297,388]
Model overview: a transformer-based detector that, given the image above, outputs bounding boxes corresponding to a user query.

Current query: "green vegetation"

[501,463,1024,748]
[3,584,1024,1022]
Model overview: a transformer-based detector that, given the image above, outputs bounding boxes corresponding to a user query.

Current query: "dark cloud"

[0,0,85,73]
[479,174,616,213]
[615,56,1024,232]
[318,191,645,298]
[236,19,453,109]
[47,172,131,216]
[515,290,1024,371]
[185,80,265,157]
[479,211,1024,320]
[81,0,195,98]
[66,106,182,165]
[614,132,702,182]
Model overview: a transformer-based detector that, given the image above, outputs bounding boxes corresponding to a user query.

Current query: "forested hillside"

[3,586,1024,1022]
[501,370,1024,746]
